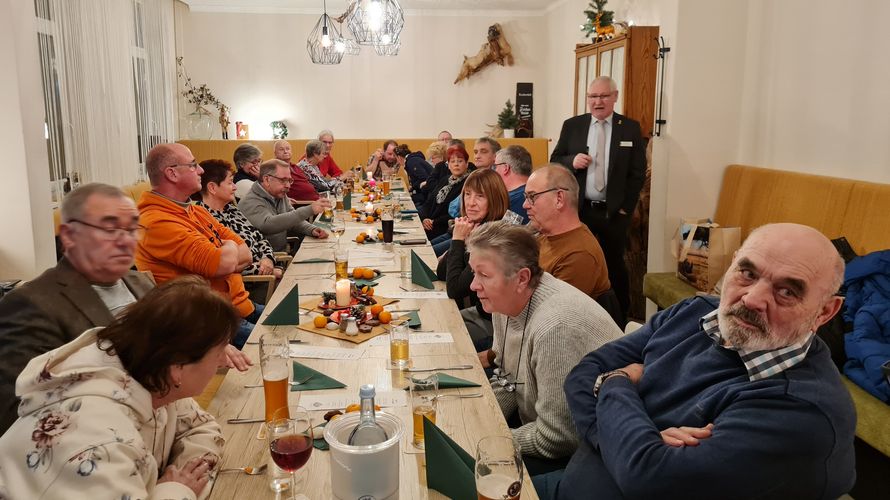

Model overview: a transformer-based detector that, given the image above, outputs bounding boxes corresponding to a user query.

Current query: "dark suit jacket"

[0,258,154,433]
[550,112,647,217]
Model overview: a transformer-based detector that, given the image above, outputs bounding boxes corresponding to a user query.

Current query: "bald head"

[146,143,190,186]
[718,223,845,351]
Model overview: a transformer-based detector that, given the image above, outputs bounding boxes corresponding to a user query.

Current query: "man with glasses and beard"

[535,223,856,500]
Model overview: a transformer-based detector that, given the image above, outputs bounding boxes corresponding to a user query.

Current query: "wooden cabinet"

[573,26,659,138]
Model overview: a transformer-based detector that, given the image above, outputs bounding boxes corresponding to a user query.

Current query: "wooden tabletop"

[207,188,538,499]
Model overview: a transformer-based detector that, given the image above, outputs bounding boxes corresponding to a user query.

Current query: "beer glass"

[475,436,523,500]
[322,192,334,219]
[334,248,349,280]
[260,333,290,422]
[409,374,438,448]
[381,174,392,196]
[389,324,410,369]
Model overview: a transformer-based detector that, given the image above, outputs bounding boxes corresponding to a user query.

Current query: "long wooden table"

[207,188,538,499]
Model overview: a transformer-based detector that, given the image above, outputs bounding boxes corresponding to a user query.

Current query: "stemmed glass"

[268,406,313,500]
[331,215,346,249]
[475,436,523,500]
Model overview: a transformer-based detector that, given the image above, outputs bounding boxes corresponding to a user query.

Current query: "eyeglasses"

[523,187,566,206]
[247,158,262,166]
[490,368,524,393]
[492,162,509,171]
[321,140,334,146]
[167,161,199,171]
[68,219,145,241]
[267,175,294,185]
[586,92,616,100]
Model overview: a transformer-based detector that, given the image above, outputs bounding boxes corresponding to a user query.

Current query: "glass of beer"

[334,248,349,280]
[475,436,523,500]
[381,174,392,196]
[260,333,291,422]
[322,192,334,219]
[389,324,410,369]
[409,374,438,448]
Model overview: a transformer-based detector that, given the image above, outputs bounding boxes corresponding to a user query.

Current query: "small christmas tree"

[581,0,614,39]
[497,100,520,130]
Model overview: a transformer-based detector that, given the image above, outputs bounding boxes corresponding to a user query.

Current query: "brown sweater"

[538,224,610,299]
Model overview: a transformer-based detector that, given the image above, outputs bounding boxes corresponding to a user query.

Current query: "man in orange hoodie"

[136,143,259,354]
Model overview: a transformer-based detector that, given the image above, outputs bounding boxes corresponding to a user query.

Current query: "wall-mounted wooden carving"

[454,23,514,84]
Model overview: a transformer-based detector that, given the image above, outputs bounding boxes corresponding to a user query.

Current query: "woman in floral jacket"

[0,276,237,500]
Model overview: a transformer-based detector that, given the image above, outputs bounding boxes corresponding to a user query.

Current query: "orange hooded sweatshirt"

[136,191,254,317]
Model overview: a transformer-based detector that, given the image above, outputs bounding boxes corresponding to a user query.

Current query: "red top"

[287,162,320,201]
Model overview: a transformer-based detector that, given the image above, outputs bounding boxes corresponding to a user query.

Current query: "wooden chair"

[241,274,278,305]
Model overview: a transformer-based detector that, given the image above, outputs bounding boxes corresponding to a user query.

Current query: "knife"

[227,418,265,424]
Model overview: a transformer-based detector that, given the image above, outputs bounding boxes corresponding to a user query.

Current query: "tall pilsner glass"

[260,333,290,422]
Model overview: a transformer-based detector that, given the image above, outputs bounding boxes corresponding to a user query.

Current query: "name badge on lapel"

[619,141,633,147]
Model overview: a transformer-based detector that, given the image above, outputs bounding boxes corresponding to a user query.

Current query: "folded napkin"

[400,209,419,214]
[314,221,332,231]
[400,310,421,328]
[400,214,416,221]
[412,250,438,289]
[291,361,347,392]
[403,373,479,390]
[423,418,476,500]
[313,421,329,450]
[262,285,300,325]
[294,257,334,264]
[391,187,405,192]
[342,194,352,211]
[352,278,379,288]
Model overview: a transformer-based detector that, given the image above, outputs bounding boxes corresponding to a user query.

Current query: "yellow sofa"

[643,164,890,458]
[177,138,551,172]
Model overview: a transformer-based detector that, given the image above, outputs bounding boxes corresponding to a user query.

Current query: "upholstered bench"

[644,164,890,460]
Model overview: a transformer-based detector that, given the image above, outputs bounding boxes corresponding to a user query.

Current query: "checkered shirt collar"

[700,309,814,381]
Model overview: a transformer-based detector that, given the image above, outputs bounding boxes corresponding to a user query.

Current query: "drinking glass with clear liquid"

[331,217,346,247]
[268,406,313,499]
[260,334,291,422]
[409,374,438,448]
[389,324,410,369]
[334,248,349,280]
[475,436,523,500]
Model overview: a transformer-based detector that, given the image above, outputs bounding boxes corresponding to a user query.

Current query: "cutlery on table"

[226,418,265,424]
[399,364,474,372]
[218,464,268,475]
[245,339,303,345]
[435,393,483,400]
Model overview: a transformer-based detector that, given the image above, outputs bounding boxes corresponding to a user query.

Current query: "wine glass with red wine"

[268,406,313,499]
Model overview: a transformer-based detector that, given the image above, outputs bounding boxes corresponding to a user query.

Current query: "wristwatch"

[593,369,630,398]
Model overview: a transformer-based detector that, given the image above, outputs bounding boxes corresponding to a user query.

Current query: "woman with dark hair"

[420,144,471,239]
[0,276,238,499]
[436,169,509,349]
[394,144,432,201]
[194,159,281,280]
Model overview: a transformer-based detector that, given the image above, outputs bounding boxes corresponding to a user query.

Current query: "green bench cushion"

[842,377,890,457]
[643,272,699,310]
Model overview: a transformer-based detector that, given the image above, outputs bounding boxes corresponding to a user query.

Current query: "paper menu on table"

[348,248,396,269]
[387,290,449,300]
[289,345,366,360]
[298,390,407,411]
[367,332,454,347]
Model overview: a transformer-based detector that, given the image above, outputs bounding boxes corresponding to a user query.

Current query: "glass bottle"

[347,384,389,446]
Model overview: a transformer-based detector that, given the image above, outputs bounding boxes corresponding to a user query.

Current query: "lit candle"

[366,228,375,239]
[364,202,374,214]
[366,171,373,181]
[335,279,351,306]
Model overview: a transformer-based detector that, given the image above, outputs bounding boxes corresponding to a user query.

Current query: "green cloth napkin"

[342,194,352,211]
[313,421,329,450]
[261,285,300,325]
[352,278,379,288]
[391,187,405,192]
[294,257,334,264]
[314,221,332,230]
[400,209,418,214]
[403,373,479,390]
[412,250,438,289]
[378,227,410,235]
[400,214,416,221]
[402,310,421,328]
[291,361,347,392]
[423,418,476,500]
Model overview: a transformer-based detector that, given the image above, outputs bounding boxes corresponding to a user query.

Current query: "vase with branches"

[176,57,227,139]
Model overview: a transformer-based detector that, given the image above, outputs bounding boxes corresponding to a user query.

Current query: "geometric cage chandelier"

[307,0,404,64]
[307,7,344,65]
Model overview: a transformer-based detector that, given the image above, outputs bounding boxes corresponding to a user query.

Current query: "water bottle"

[347,384,389,446]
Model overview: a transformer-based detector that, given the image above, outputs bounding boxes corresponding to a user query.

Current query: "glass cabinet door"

[576,55,588,115]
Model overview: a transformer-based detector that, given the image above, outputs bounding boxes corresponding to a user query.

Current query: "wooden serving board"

[296,320,390,344]
[299,295,397,314]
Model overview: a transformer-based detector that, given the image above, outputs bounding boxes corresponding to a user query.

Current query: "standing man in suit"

[0,183,156,433]
[550,76,646,320]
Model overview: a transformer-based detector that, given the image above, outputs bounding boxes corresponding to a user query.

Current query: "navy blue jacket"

[843,250,890,402]
[558,297,856,500]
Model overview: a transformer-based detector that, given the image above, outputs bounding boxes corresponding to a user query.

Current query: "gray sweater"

[238,181,318,252]
[491,273,623,459]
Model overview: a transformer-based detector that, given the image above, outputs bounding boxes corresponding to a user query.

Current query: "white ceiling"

[182,0,564,15]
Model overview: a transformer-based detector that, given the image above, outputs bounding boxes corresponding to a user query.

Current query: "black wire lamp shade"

[347,0,404,47]
[307,13,344,65]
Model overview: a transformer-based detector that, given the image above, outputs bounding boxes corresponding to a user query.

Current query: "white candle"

[364,201,374,213]
[366,171,373,181]
[335,279,351,306]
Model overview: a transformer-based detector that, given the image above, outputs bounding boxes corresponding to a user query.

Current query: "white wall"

[0,0,55,279]
[178,9,545,140]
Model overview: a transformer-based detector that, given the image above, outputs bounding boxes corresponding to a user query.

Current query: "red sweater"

[136,191,253,317]
[287,162,320,201]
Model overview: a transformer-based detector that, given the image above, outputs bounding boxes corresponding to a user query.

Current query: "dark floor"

[850,437,890,500]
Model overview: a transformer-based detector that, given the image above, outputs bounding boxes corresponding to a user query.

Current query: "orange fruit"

[377,231,385,240]
[366,287,374,296]
[350,207,357,213]
[375,208,383,215]
[362,268,375,280]
[378,310,392,324]
[370,304,384,317]
[366,215,375,223]
[361,196,369,203]
[345,403,360,413]
[355,233,366,243]
[313,315,328,328]
[352,267,363,278]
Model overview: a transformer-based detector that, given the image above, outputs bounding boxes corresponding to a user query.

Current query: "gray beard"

[717,303,813,351]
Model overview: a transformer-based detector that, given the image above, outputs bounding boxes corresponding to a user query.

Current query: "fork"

[243,374,315,388]
[399,364,473,372]
[218,464,268,475]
